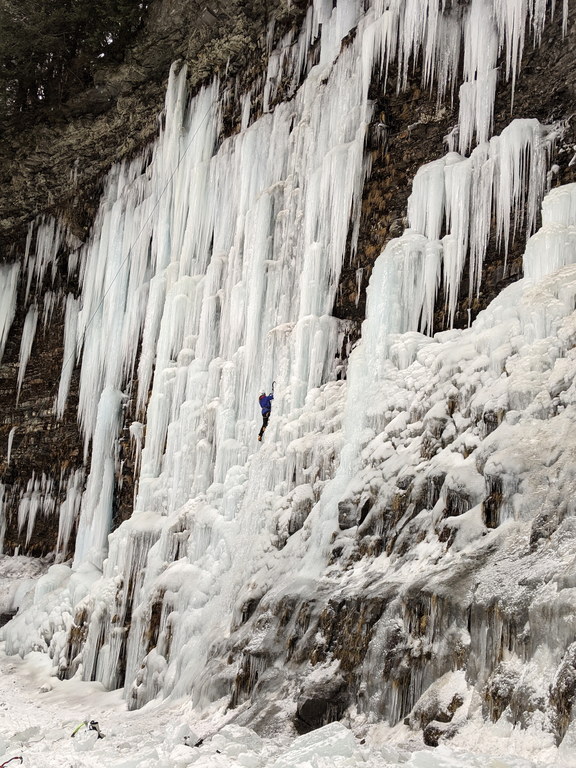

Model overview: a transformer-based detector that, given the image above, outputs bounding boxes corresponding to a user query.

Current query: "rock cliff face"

[2,0,576,752]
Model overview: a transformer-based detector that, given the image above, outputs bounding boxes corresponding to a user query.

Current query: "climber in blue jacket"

[258,389,274,441]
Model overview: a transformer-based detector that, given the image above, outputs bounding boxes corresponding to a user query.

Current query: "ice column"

[0,263,20,364]
[73,387,125,568]
[56,469,85,558]
[133,22,371,520]
[55,295,79,419]
[16,304,38,402]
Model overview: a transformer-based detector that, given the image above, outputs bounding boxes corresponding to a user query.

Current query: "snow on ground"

[0,643,567,768]
[0,538,570,767]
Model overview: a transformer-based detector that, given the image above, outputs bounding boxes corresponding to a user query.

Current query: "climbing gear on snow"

[89,720,105,738]
[71,720,105,739]
[71,721,86,737]
[0,758,23,768]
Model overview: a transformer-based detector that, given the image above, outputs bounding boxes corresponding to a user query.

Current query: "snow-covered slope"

[1,646,564,768]
[1,0,575,760]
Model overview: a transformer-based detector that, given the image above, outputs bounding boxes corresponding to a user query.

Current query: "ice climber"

[258,388,274,441]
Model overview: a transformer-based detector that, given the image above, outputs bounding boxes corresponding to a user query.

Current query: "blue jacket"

[259,393,274,415]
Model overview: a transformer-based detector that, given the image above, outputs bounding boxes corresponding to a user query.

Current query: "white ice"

[0,0,574,764]
[0,263,20,365]
[16,304,38,402]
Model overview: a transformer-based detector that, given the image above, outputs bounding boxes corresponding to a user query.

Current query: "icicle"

[17,473,56,547]
[408,154,459,240]
[0,484,5,553]
[42,290,58,328]
[0,263,20,364]
[56,469,85,558]
[6,427,16,466]
[130,422,144,479]
[73,387,125,568]
[16,304,38,402]
[367,0,561,154]
[442,159,472,325]
[468,145,494,298]
[240,91,252,130]
[493,118,553,260]
[457,0,498,153]
[355,268,363,307]
[55,294,79,419]
[364,232,441,366]
[23,216,74,302]
[407,119,556,325]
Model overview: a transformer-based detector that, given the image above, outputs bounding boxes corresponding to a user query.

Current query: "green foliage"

[0,0,149,115]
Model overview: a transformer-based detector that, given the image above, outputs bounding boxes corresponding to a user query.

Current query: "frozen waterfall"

[1,0,575,756]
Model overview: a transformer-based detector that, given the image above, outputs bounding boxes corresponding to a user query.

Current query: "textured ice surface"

[6,0,562,578]
[0,0,574,763]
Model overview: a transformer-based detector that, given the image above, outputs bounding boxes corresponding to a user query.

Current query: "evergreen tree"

[0,0,149,115]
